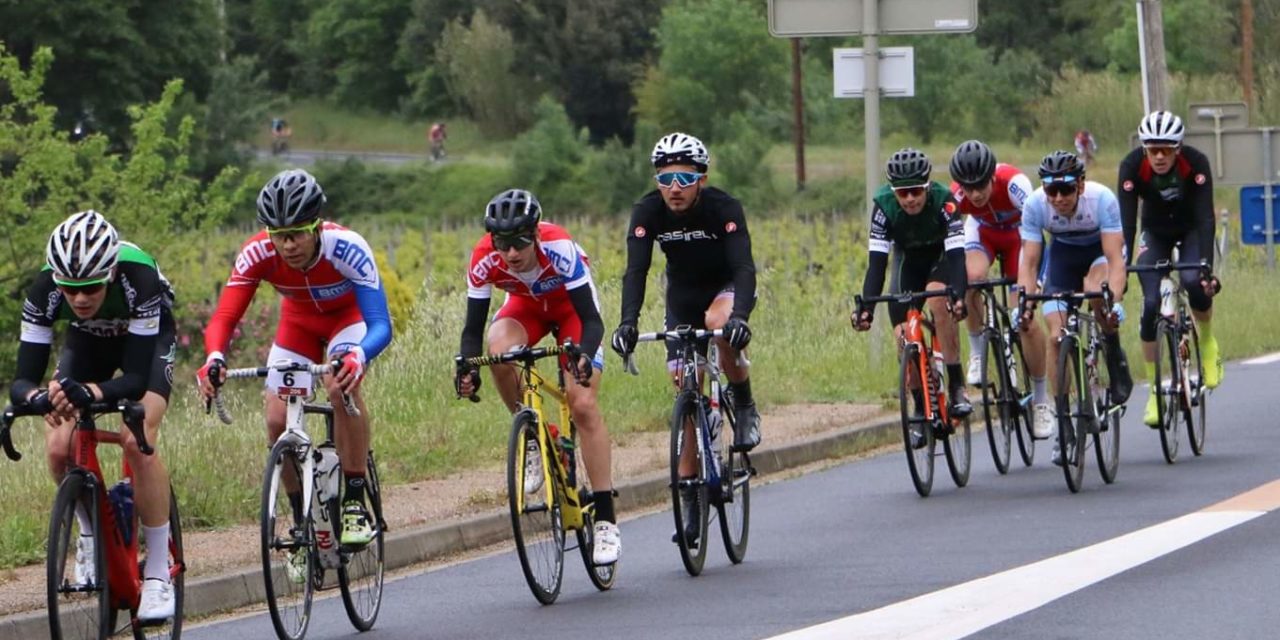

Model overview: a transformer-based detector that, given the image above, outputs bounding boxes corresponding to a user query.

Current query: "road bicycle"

[2,399,184,640]
[623,325,754,576]
[856,290,972,498]
[1127,258,1213,463]
[212,360,385,640]
[457,342,616,604]
[969,276,1036,473]
[1022,284,1123,493]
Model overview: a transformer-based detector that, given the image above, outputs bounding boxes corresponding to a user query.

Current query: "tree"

[436,10,532,137]
[1103,0,1235,75]
[976,0,1126,73]
[291,0,412,108]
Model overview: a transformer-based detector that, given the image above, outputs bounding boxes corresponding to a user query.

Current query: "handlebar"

[211,360,358,425]
[1125,259,1212,276]
[455,341,582,402]
[1020,281,1114,306]
[855,288,955,307]
[967,277,1018,291]
[619,327,749,376]
[1,399,149,462]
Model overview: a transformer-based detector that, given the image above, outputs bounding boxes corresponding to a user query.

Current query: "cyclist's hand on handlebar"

[1202,274,1222,298]
[1017,300,1036,332]
[723,315,752,350]
[851,305,873,332]
[567,350,594,387]
[25,389,54,415]
[196,356,226,400]
[56,377,96,410]
[949,299,968,322]
[455,362,481,399]
[332,349,366,394]
[1108,302,1126,328]
[611,324,638,357]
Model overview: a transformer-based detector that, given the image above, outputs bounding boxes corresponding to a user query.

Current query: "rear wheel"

[339,453,385,630]
[1155,324,1182,464]
[132,487,184,639]
[899,345,935,497]
[1092,342,1121,484]
[943,413,972,488]
[48,471,111,640]
[670,393,710,576]
[507,412,564,604]
[1056,341,1086,493]
[261,440,313,640]
[574,427,617,592]
[1186,323,1208,456]
[979,330,1013,475]
[1009,333,1036,467]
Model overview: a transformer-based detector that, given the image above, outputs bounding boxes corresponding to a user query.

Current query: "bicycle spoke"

[339,454,384,631]
[508,413,564,604]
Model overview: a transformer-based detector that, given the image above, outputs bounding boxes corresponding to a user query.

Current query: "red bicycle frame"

[901,307,951,425]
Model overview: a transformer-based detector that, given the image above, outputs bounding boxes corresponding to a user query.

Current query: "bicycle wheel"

[132,486,184,640]
[717,444,751,564]
[1092,343,1121,484]
[1009,332,1036,467]
[574,489,617,591]
[339,453,384,631]
[1056,340,1086,493]
[507,412,564,604]
[943,413,972,488]
[979,330,1012,475]
[670,392,710,576]
[48,471,111,640]
[1186,322,1208,456]
[261,440,313,640]
[899,344,935,497]
[1155,323,1182,464]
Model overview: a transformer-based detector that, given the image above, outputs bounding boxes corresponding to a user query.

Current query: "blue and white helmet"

[651,132,710,171]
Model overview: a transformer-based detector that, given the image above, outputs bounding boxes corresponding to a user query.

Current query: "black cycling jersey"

[1117,144,1216,266]
[620,186,757,326]
[11,243,176,404]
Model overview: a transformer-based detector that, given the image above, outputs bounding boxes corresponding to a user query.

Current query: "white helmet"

[46,210,120,284]
[1138,110,1184,144]
[651,132,710,171]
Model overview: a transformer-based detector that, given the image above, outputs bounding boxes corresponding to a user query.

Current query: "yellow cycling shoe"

[1201,335,1223,389]
[1144,392,1159,428]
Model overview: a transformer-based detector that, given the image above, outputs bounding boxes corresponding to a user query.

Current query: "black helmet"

[886,148,932,187]
[949,140,997,187]
[1038,150,1085,180]
[484,189,542,235]
[257,169,325,228]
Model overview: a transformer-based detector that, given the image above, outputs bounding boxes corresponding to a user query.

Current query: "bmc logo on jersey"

[543,247,575,275]
[312,282,353,300]
[236,239,276,274]
[470,254,502,284]
[1008,182,1028,202]
[333,239,374,278]
[530,276,566,295]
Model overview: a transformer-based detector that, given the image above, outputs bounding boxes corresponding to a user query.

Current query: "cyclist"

[611,132,761,451]
[429,122,446,161]
[1017,151,1133,463]
[454,188,619,565]
[270,118,292,155]
[196,169,392,555]
[949,140,1053,438]
[1118,111,1223,427]
[852,148,971,428]
[1074,129,1098,167]
[10,210,178,621]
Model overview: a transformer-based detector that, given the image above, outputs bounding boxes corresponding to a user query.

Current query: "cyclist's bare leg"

[1083,263,1117,336]
[123,391,172,527]
[964,250,991,341]
[925,280,959,365]
[1044,309,1067,393]
[486,318,528,414]
[43,414,74,482]
[565,366,611,491]
[326,382,369,477]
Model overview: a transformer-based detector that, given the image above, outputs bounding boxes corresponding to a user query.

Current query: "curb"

[1,415,898,639]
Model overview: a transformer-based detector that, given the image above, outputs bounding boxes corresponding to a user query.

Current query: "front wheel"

[979,330,1013,475]
[261,440,314,640]
[574,490,617,591]
[899,344,935,497]
[1009,332,1036,467]
[1186,323,1208,456]
[670,392,710,576]
[507,412,565,604]
[48,471,111,640]
[1155,323,1182,464]
[717,447,751,564]
[339,454,384,631]
[132,486,184,640]
[1056,340,1087,493]
[1092,344,1121,485]
[943,413,972,488]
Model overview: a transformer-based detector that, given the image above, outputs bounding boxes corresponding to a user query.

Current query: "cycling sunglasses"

[1143,144,1180,159]
[266,220,321,239]
[1041,175,1080,197]
[655,171,704,189]
[892,185,927,197]
[492,232,535,251]
[56,280,108,297]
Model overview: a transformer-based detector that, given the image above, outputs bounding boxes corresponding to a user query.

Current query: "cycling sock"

[729,379,754,407]
[592,491,616,524]
[1145,360,1156,382]
[945,364,964,391]
[1032,376,1049,404]
[344,474,367,506]
[968,332,986,359]
[1197,316,1214,342]
[75,503,92,534]
[287,492,304,527]
[142,523,171,582]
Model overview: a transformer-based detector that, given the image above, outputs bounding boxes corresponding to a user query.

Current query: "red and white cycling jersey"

[950,163,1032,229]
[466,222,595,304]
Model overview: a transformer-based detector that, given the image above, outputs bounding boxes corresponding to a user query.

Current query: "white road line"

[767,497,1278,639]
[1243,351,1280,365]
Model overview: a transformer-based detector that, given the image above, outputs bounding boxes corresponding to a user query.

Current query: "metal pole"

[792,38,807,191]
[1264,128,1275,270]
[864,0,880,222]
[1137,2,1151,114]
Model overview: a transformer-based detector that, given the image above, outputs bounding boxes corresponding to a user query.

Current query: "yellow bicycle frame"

[508,354,586,532]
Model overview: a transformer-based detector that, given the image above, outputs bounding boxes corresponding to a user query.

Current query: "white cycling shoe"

[137,578,175,622]
[1032,403,1054,439]
[592,521,621,565]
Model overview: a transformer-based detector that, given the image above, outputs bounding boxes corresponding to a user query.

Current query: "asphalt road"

[186,355,1280,640]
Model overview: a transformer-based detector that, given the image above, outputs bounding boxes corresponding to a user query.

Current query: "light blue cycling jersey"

[1019,181,1123,247]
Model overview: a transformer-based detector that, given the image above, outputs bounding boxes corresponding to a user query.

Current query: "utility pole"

[1140,0,1170,111]
[791,38,806,191]
[1242,0,1256,110]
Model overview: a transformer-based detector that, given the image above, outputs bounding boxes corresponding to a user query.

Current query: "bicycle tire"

[1187,322,1208,456]
[979,329,1013,475]
[670,392,710,576]
[261,440,314,640]
[1156,323,1182,464]
[1009,332,1036,467]
[48,470,111,640]
[1056,340,1086,493]
[1092,343,1121,484]
[574,488,617,591]
[943,412,972,488]
[507,411,564,604]
[717,445,751,564]
[132,486,185,640]
[900,344,935,497]
[339,453,384,631]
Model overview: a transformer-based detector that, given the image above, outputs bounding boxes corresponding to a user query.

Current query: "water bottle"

[108,479,134,546]
[1159,277,1176,317]
[547,423,571,479]
[701,396,723,453]
[312,445,340,567]
[930,351,945,413]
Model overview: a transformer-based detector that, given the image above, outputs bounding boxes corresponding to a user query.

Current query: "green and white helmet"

[46,210,120,284]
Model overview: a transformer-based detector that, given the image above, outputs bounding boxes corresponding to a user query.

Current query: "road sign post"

[1183,125,1279,269]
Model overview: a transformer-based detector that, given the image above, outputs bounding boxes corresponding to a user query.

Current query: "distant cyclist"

[948,140,1053,439]
[10,210,178,621]
[1074,129,1097,167]
[1017,151,1133,463]
[454,188,619,565]
[852,148,972,421]
[270,118,292,155]
[429,122,447,162]
[1118,110,1222,427]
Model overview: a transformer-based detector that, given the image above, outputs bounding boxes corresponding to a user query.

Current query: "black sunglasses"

[58,282,107,297]
[492,233,535,251]
[1044,182,1079,197]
